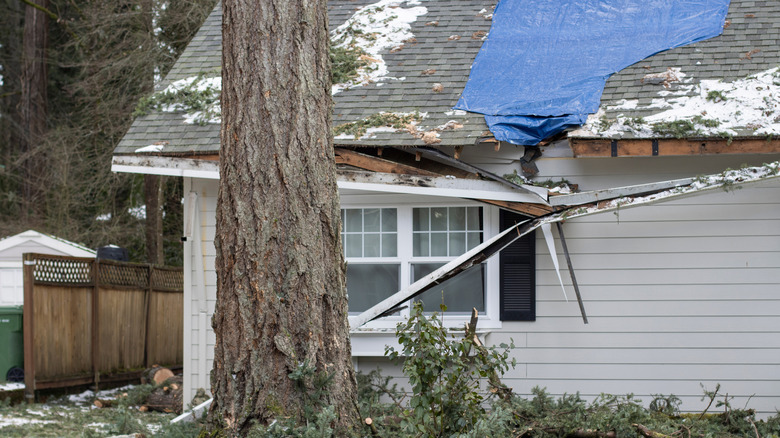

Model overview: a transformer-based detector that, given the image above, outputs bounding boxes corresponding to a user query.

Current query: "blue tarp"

[455,0,731,145]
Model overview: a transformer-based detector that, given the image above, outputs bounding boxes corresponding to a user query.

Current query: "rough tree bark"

[211,0,359,434]
[19,0,49,219]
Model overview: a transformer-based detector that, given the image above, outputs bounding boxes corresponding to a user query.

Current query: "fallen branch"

[632,423,675,438]
[464,308,512,401]
[93,399,114,408]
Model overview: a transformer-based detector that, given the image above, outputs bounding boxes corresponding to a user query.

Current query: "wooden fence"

[22,253,183,401]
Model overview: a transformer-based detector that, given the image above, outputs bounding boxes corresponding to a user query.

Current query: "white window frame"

[341,194,501,333]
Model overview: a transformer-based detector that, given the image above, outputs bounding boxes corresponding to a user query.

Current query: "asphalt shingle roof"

[115,0,779,156]
[573,0,780,139]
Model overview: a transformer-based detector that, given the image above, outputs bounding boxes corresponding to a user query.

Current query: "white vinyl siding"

[182,177,218,404]
[490,155,780,416]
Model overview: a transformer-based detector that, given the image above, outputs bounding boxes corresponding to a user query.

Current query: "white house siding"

[183,177,218,404]
[490,154,780,416]
[0,266,23,305]
[182,153,780,415]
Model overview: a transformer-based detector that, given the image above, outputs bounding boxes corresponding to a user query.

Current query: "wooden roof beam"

[334,148,439,176]
[570,137,780,158]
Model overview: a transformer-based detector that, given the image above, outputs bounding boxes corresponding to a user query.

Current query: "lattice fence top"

[99,263,148,289]
[151,268,184,291]
[33,256,92,285]
[25,254,183,291]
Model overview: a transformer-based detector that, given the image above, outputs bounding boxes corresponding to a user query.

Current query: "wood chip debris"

[641,67,680,88]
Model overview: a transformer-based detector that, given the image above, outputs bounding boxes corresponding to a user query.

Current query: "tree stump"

[142,365,174,385]
[142,375,183,414]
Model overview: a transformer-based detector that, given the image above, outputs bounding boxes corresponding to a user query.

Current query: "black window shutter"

[499,210,536,321]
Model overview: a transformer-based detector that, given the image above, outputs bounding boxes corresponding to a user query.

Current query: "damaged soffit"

[114,0,498,156]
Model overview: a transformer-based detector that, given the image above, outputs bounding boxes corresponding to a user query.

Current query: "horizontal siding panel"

[505,379,780,399]
[523,332,780,349]
[567,203,780,223]
[545,219,779,239]
[536,251,780,270]
[531,284,779,301]
[533,299,780,318]
[526,363,780,381]
[508,347,780,365]
[535,267,780,286]
[497,316,780,333]
[535,155,780,187]
[533,235,780,254]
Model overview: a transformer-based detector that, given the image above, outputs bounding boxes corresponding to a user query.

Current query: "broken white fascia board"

[337,171,549,204]
[548,177,698,206]
[111,155,219,179]
[351,161,780,328]
[541,223,568,302]
[112,155,548,204]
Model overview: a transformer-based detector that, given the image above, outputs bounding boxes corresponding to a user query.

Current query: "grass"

[0,385,201,437]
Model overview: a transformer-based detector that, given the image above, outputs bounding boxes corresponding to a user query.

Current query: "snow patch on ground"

[331,0,428,94]
[0,382,24,391]
[0,417,55,427]
[579,67,780,137]
[68,384,136,405]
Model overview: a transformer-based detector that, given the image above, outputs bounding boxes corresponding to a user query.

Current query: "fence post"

[22,254,36,403]
[91,259,100,390]
[143,264,153,368]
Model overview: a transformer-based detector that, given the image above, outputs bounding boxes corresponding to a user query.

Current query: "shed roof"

[0,230,96,262]
[114,0,780,157]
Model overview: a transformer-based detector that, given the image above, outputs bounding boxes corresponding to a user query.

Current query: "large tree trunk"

[19,0,49,220]
[211,0,359,435]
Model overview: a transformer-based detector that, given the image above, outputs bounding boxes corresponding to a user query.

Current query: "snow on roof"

[330,0,428,94]
[575,66,780,138]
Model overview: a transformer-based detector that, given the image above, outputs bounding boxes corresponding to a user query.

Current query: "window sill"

[349,320,501,357]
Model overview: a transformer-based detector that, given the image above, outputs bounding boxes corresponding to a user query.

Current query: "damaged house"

[112,0,780,413]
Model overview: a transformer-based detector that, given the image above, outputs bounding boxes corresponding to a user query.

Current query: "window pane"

[345,234,362,257]
[412,263,485,312]
[413,233,429,257]
[467,232,482,251]
[382,234,397,257]
[340,210,345,232]
[430,233,448,257]
[345,209,362,232]
[363,208,380,232]
[448,207,466,231]
[449,232,466,255]
[382,209,397,232]
[364,233,380,257]
[431,207,448,231]
[466,207,481,230]
[347,264,400,312]
[413,208,428,231]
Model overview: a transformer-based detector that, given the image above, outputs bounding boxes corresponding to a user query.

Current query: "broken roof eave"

[112,155,548,204]
[350,162,780,328]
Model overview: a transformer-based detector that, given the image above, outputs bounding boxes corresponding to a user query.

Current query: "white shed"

[0,230,96,305]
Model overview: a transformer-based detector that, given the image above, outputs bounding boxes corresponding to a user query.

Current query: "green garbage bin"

[0,306,24,382]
